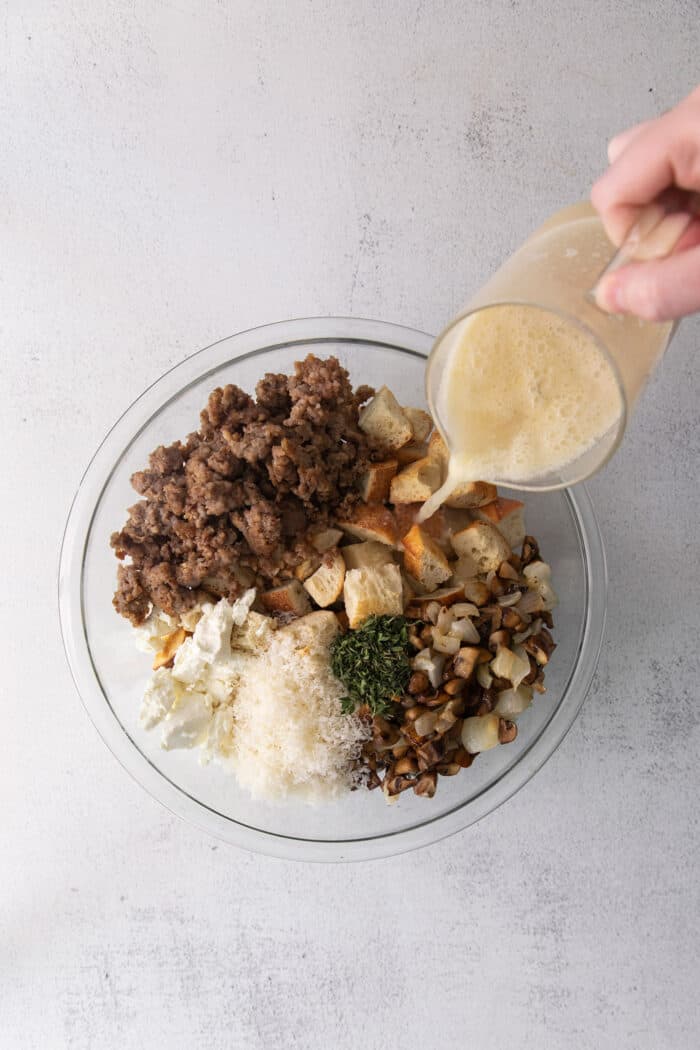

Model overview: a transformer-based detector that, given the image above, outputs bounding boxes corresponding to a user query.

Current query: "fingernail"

[594,274,626,313]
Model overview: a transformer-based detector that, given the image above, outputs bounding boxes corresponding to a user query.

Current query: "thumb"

[595,242,700,322]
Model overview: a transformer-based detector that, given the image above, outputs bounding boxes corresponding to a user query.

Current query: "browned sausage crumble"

[111,355,375,624]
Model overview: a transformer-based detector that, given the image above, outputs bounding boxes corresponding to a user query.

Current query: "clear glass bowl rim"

[58,316,607,863]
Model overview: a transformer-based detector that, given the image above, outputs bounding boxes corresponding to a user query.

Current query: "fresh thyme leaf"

[331,615,411,717]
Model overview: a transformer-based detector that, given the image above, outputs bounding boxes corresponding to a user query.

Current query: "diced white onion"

[432,630,460,655]
[449,618,481,644]
[436,606,455,634]
[413,648,446,690]
[414,710,438,737]
[451,602,480,620]
[476,663,493,690]
[523,561,558,611]
[425,601,442,624]
[493,685,533,718]
[497,590,522,608]
[490,645,531,689]
[461,713,500,754]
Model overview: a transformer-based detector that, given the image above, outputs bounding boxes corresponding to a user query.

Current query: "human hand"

[591,85,700,321]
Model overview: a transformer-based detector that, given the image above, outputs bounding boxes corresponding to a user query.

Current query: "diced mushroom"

[453,646,491,680]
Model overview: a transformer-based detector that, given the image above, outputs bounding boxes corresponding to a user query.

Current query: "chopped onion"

[515,589,544,616]
[436,606,455,634]
[476,663,493,690]
[493,685,533,718]
[413,648,446,689]
[414,710,438,737]
[449,617,481,644]
[451,602,480,620]
[490,645,531,689]
[432,630,460,655]
[513,617,542,645]
[425,601,442,624]
[523,561,558,611]
[462,713,500,754]
[497,590,522,608]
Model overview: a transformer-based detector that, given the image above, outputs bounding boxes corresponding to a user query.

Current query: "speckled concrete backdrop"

[2,3,699,1048]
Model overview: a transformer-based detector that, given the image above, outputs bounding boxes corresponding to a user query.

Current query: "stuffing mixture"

[113,356,557,804]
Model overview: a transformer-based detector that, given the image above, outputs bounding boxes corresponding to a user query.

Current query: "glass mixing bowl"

[59,317,606,862]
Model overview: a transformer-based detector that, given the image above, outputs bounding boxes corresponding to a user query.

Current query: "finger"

[591,92,700,245]
[607,119,654,163]
[594,241,700,321]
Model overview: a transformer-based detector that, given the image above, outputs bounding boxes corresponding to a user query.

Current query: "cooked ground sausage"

[111,355,375,624]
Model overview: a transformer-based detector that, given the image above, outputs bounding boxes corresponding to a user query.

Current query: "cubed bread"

[309,527,344,553]
[403,407,433,444]
[303,548,346,607]
[402,524,452,590]
[389,457,442,504]
[335,503,399,546]
[343,563,404,628]
[341,541,395,572]
[474,498,526,550]
[393,503,452,556]
[395,441,429,466]
[445,480,498,509]
[260,579,312,616]
[358,386,413,451]
[278,610,340,649]
[358,459,398,502]
[427,430,449,468]
[450,552,480,582]
[450,521,511,573]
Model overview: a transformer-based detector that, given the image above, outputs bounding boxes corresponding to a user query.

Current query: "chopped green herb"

[330,614,411,717]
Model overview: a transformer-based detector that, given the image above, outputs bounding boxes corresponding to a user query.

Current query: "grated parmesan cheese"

[231,611,369,802]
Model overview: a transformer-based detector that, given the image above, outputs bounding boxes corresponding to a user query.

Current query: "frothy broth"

[434,304,623,485]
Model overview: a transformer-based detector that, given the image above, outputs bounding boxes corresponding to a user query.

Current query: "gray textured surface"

[2,3,699,1048]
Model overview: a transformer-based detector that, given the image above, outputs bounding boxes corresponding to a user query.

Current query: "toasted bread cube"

[342,541,395,572]
[427,430,449,468]
[445,480,498,509]
[403,407,433,444]
[395,441,429,466]
[450,521,511,573]
[260,579,312,617]
[303,548,346,607]
[390,457,442,504]
[358,459,398,503]
[309,527,344,553]
[358,386,413,451]
[402,524,452,590]
[294,555,322,582]
[278,610,340,649]
[393,503,450,553]
[474,498,526,550]
[343,563,404,628]
[450,553,480,582]
[336,504,399,546]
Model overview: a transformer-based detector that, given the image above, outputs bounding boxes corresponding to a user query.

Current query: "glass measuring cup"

[426,202,675,491]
